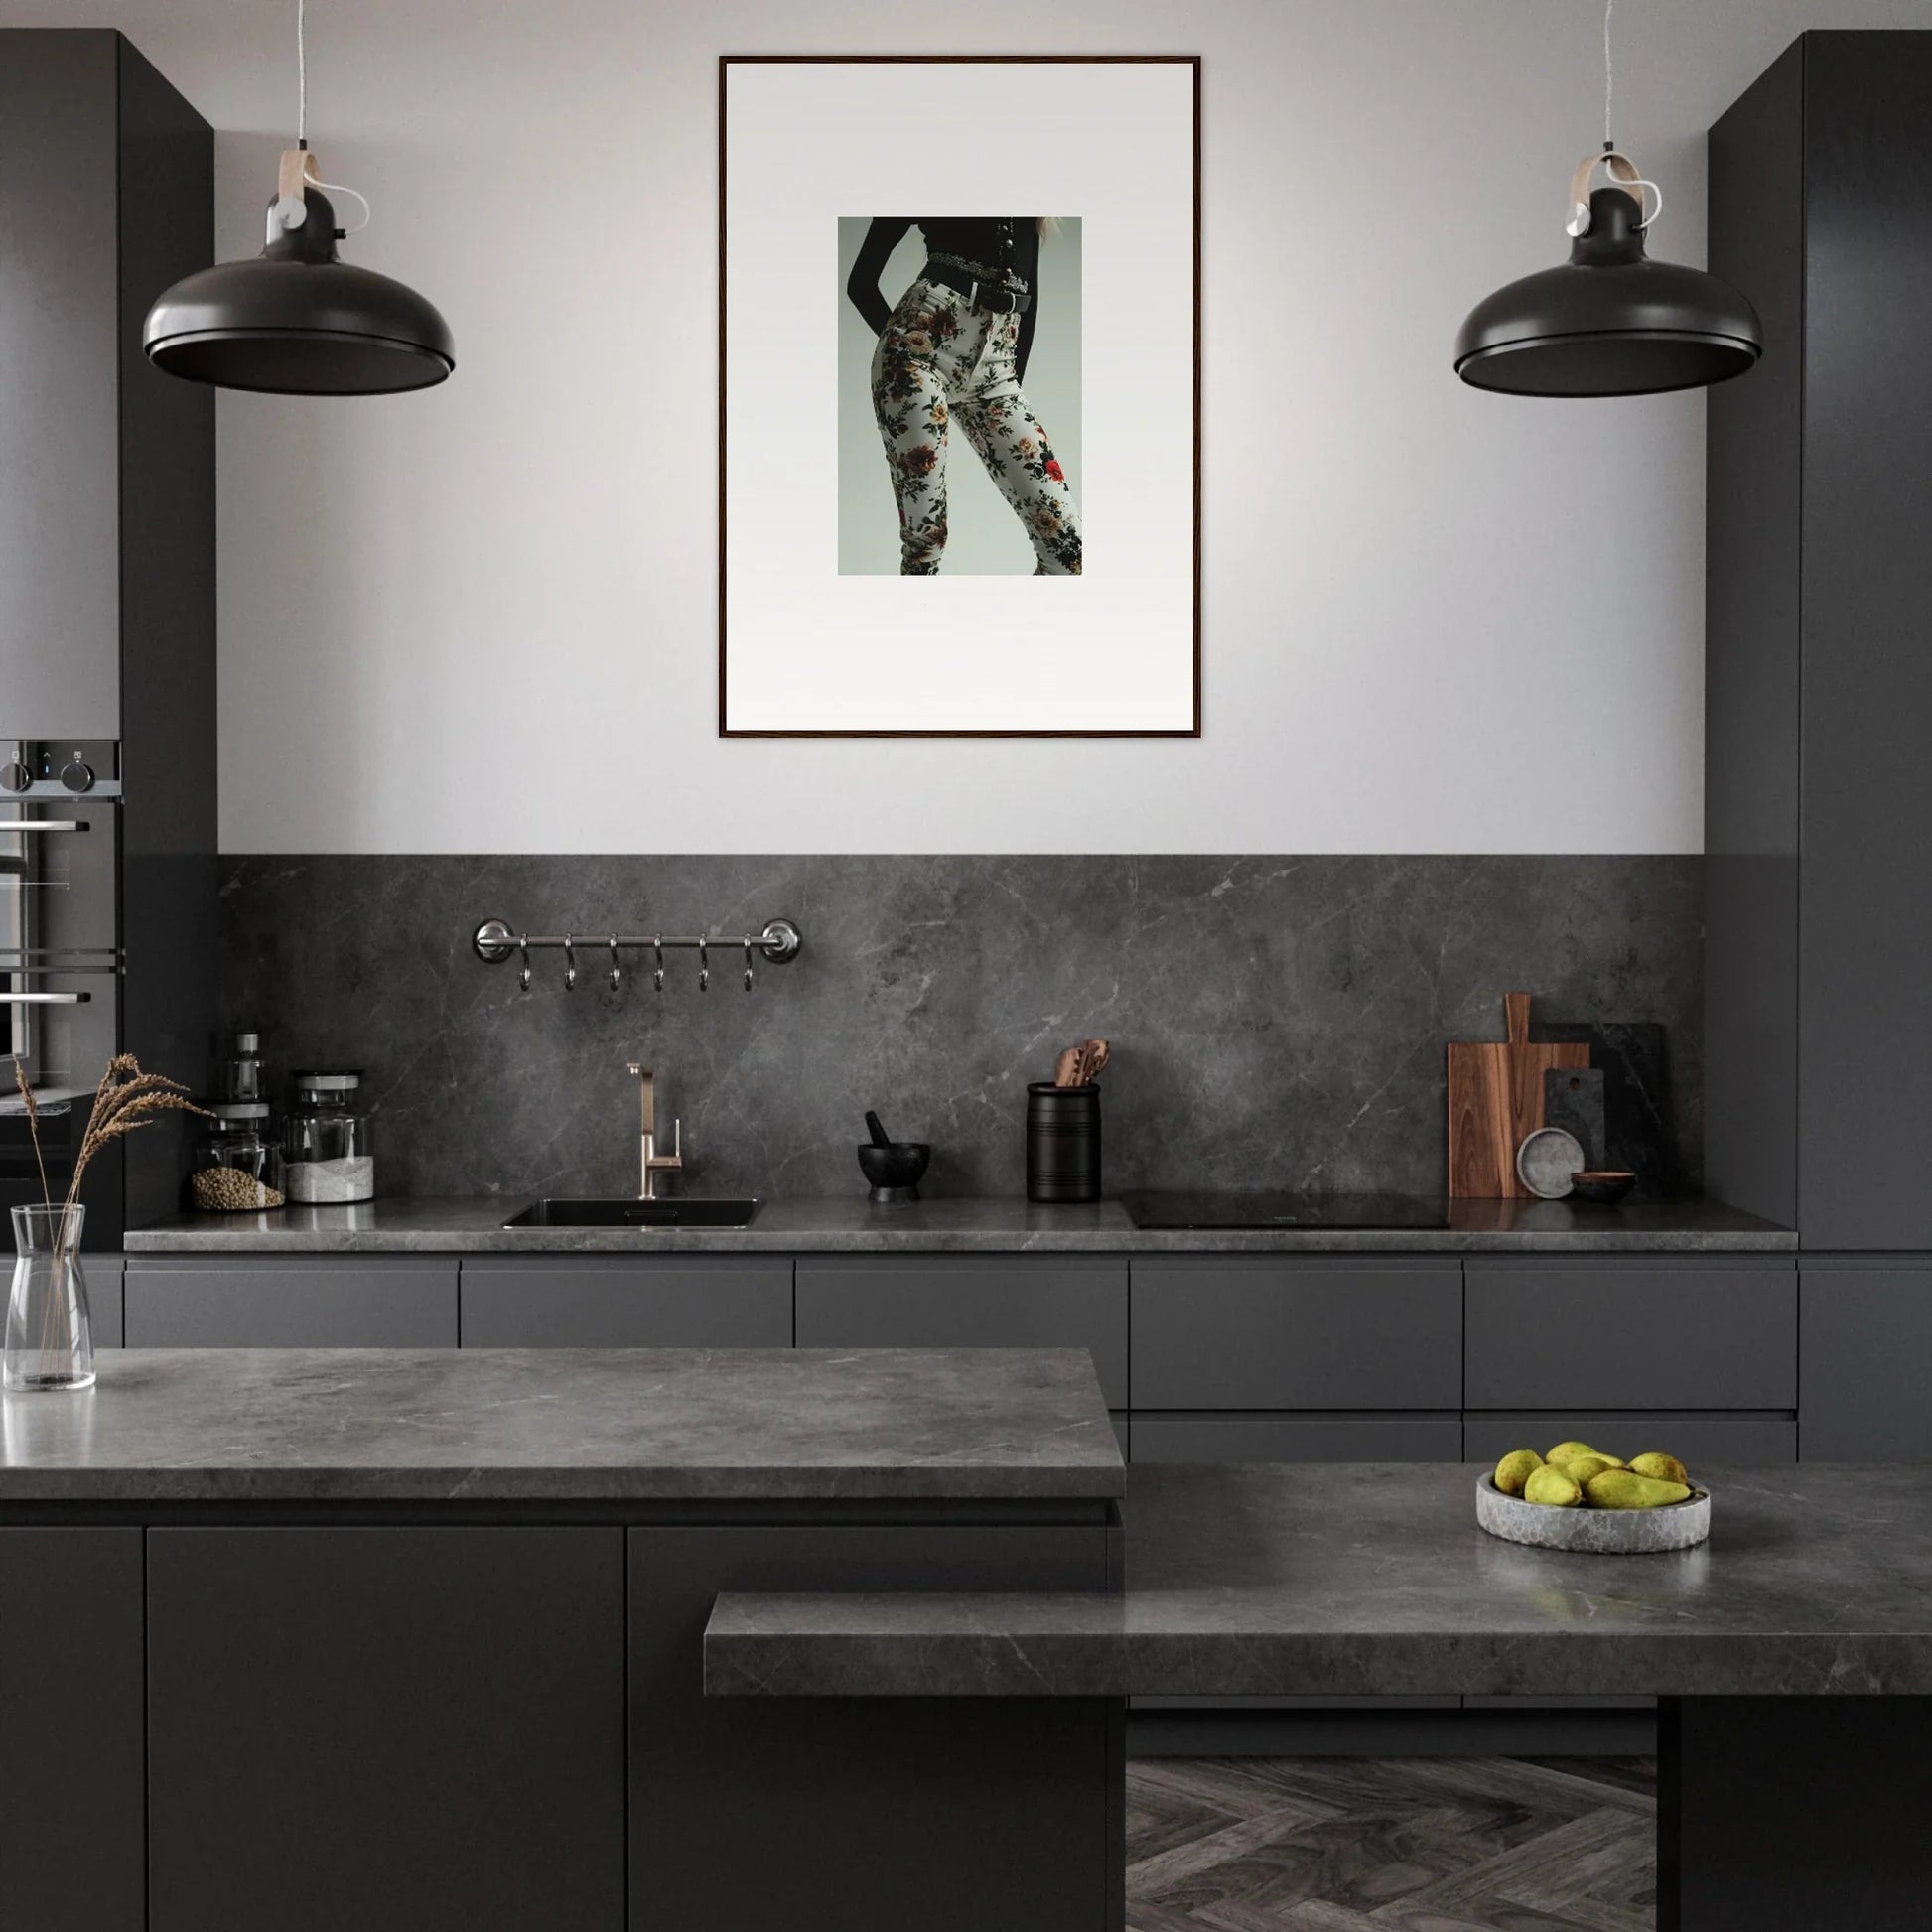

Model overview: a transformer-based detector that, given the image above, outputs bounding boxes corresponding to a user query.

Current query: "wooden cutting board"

[1447,993,1590,1198]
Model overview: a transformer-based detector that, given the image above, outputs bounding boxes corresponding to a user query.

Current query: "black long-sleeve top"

[847,217,1042,383]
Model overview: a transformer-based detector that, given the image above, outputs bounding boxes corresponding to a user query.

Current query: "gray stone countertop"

[122,1194,1796,1254]
[0,1348,1123,1504]
[705,1461,1932,1698]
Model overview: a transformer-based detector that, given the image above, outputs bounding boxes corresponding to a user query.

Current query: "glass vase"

[6,1204,95,1393]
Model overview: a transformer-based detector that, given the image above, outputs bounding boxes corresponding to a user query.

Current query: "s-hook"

[563,934,577,992]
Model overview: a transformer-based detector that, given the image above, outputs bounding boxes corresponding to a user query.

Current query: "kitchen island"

[713,1460,1932,1932]
[0,1346,1125,1932]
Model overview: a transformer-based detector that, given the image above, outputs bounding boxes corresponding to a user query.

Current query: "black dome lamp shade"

[142,1,452,395]
[1454,151,1760,398]
[1453,0,1758,399]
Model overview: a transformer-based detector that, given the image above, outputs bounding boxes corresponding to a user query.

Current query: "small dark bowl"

[1569,1170,1637,1205]
[858,1142,930,1203]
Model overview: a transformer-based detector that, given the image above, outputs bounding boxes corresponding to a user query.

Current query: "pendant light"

[143,0,453,395]
[1453,0,1758,398]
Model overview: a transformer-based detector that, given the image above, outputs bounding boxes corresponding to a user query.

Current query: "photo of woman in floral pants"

[846,217,1082,577]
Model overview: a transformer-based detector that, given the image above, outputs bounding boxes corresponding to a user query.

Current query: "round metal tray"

[1476,1474,1711,1553]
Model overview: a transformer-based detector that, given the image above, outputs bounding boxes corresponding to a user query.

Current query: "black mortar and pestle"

[858,1110,930,1204]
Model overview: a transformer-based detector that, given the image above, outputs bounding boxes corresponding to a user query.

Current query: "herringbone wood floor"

[1126,1756,1657,1931]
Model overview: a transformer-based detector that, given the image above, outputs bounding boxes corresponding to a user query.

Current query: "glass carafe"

[6,1204,95,1393]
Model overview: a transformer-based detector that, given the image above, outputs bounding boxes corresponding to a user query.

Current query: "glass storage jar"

[189,1102,286,1212]
[283,1069,375,1204]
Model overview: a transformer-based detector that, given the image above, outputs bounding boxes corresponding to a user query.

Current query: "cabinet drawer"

[1464,1260,1795,1410]
[794,1259,1127,1408]
[1800,1265,1932,1459]
[1131,1414,1462,1463]
[85,1255,123,1348]
[1130,1259,1461,1411]
[460,1258,791,1348]
[125,1258,458,1347]
[1462,1412,1797,1466]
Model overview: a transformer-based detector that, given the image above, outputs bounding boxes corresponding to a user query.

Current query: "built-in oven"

[0,742,123,1238]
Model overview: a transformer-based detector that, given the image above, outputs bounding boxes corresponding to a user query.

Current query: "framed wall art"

[719,55,1200,737]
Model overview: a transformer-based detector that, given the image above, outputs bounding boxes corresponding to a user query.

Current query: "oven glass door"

[0,800,119,1217]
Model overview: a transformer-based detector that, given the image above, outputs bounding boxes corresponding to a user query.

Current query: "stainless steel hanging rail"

[472,916,802,993]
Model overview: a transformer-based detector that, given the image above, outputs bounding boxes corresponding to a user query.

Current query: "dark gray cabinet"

[1464,1260,1796,1411]
[460,1256,791,1347]
[629,1523,1116,1930]
[795,1257,1128,1408]
[148,1527,626,1932]
[125,1256,458,1346]
[1133,1414,1461,1462]
[0,1528,144,1932]
[1131,1258,1461,1411]
[1800,1264,1932,1459]
[1462,1413,1797,1466]
[1708,34,1932,1250]
[84,1254,123,1347]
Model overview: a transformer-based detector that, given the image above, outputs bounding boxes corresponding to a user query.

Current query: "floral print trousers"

[869,278,1082,575]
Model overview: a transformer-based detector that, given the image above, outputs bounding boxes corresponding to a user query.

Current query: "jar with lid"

[283,1069,375,1204]
[189,1103,286,1212]
[210,1031,265,1103]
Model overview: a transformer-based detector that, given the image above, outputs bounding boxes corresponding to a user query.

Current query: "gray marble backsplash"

[216,856,1703,1203]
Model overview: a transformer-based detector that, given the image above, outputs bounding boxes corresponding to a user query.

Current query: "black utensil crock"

[1027,1082,1101,1204]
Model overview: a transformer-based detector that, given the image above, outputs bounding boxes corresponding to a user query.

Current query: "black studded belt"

[920,259,1032,315]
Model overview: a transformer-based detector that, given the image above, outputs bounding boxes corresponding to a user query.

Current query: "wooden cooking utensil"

[1447,993,1589,1198]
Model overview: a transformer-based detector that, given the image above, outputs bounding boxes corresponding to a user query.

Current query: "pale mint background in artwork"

[837,216,1083,576]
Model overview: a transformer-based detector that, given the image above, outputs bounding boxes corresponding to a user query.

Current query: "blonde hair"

[1037,217,1061,239]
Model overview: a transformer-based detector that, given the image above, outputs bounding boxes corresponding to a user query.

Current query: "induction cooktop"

[1120,1191,1451,1231]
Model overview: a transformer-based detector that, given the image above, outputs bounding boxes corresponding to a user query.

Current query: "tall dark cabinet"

[0,31,215,1243]
[1707,32,1932,1456]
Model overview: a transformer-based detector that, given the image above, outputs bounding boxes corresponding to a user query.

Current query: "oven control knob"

[60,759,94,794]
[0,761,29,793]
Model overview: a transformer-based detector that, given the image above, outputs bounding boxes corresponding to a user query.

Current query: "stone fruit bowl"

[1476,1474,1711,1553]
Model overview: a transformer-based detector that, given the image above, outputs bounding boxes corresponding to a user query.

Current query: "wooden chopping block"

[1447,993,1590,1198]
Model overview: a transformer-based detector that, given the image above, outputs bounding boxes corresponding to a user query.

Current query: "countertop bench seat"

[705,1460,1932,1698]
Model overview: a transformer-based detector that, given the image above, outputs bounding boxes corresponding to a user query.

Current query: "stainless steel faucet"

[624,1062,684,1199]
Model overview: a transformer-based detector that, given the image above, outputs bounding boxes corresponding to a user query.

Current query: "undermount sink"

[502,1197,761,1229]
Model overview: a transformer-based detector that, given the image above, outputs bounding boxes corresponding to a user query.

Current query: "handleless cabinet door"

[460,1256,791,1348]
[1465,1259,1796,1411]
[1131,1258,1462,1411]
[148,1527,625,1932]
[125,1256,459,1347]
[0,1528,144,1932]
[0,31,120,732]
[795,1258,1128,1408]
[1801,1264,1932,1459]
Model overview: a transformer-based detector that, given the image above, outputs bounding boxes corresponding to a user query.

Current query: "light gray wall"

[837,217,1084,577]
[2,0,1927,853]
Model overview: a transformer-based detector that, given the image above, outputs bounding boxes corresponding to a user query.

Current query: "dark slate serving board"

[1531,1022,1683,1197]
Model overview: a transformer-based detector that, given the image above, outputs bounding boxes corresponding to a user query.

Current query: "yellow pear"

[1524,1465,1585,1507]
[1546,1440,1599,1464]
[1494,1449,1543,1496]
[1585,1469,1693,1510]
[1553,1452,1619,1485]
[1629,1452,1690,1486]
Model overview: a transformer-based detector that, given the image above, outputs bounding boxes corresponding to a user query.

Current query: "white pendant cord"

[280,0,371,235]
[1603,0,1613,149]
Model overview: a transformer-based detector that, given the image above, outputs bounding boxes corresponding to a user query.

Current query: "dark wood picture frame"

[718,53,1202,739]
